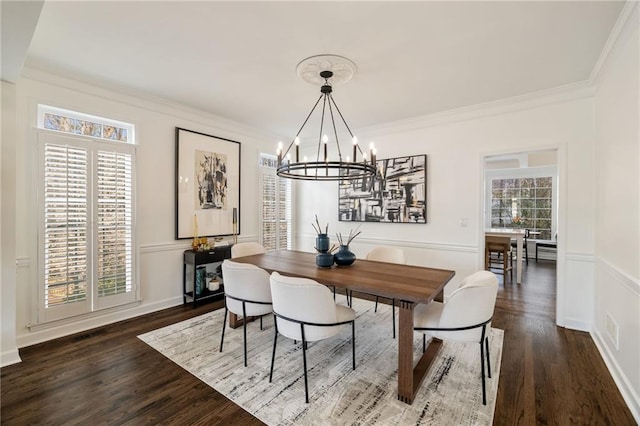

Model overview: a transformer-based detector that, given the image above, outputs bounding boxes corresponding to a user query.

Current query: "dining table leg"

[397,297,444,404]
[516,235,523,284]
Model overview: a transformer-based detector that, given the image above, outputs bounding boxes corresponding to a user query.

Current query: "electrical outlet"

[605,312,619,350]
[460,218,468,228]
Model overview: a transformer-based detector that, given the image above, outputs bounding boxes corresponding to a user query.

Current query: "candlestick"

[232,207,237,224]
[277,141,283,166]
[192,214,198,249]
[352,136,358,160]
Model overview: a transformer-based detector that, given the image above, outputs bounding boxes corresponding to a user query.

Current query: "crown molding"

[356,80,596,138]
[19,66,282,144]
[589,1,638,83]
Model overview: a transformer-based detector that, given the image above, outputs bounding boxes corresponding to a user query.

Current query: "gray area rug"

[138,296,503,425]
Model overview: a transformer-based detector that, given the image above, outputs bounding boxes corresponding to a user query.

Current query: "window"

[37,105,136,323]
[486,167,557,240]
[259,154,291,250]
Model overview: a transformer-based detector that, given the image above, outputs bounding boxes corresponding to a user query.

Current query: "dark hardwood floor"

[1,260,635,425]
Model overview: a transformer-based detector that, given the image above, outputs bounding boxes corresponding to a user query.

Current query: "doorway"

[481,148,560,321]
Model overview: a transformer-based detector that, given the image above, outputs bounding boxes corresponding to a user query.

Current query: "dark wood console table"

[183,246,231,308]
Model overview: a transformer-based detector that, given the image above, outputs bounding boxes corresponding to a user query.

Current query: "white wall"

[8,69,275,349]
[295,92,595,309]
[1,81,22,366]
[592,3,640,420]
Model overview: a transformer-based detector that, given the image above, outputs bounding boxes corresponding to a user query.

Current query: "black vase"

[334,245,356,266]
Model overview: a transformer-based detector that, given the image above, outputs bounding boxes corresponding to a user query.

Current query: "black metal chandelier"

[276,57,377,181]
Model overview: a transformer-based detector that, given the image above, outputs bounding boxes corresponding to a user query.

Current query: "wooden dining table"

[233,249,455,405]
[485,228,526,284]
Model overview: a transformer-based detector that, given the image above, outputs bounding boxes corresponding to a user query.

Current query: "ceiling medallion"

[296,54,358,86]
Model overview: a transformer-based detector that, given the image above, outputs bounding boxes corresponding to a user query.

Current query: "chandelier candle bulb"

[323,135,328,162]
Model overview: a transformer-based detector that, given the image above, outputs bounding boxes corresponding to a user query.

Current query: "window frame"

[485,165,558,240]
[36,126,138,324]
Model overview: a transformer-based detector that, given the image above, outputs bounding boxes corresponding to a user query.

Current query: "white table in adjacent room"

[485,228,526,284]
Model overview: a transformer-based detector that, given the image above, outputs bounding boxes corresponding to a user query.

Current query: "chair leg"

[392,298,396,339]
[480,340,487,405]
[485,336,492,378]
[480,325,487,405]
[375,296,379,312]
[485,248,490,271]
[503,252,508,282]
[422,334,426,353]
[219,305,228,352]
[260,315,263,331]
[269,316,278,383]
[510,255,513,281]
[301,324,309,403]
[351,321,356,370]
[242,302,248,367]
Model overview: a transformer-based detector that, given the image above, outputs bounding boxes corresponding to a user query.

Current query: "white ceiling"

[19,1,626,138]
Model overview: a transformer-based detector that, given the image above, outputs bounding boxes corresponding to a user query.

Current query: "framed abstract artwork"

[338,154,426,223]
[175,128,241,239]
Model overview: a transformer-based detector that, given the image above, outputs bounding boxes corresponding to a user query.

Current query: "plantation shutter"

[96,150,133,298]
[278,177,292,250]
[43,143,89,309]
[259,154,291,251]
[39,130,137,322]
[261,172,278,250]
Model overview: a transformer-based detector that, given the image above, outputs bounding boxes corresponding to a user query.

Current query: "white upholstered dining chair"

[348,246,406,338]
[231,242,266,258]
[269,271,356,403]
[413,270,499,405]
[219,260,273,367]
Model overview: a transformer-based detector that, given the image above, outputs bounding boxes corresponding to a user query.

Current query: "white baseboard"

[1,349,22,368]
[17,297,183,348]
[592,329,640,423]
[560,318,591,332]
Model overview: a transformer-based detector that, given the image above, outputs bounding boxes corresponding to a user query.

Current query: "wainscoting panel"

[593,258,640,422]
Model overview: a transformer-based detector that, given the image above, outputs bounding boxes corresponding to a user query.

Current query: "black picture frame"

[338,154,427,223]
[175,127,241,239]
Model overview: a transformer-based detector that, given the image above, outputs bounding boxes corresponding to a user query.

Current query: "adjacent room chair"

[510,229,530,265]
[414,270,499,405]
[219,260,273,367]
[348,246,406,338]
[269,271,356,403]
[231,242,266,258]
[485,235,513,282]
